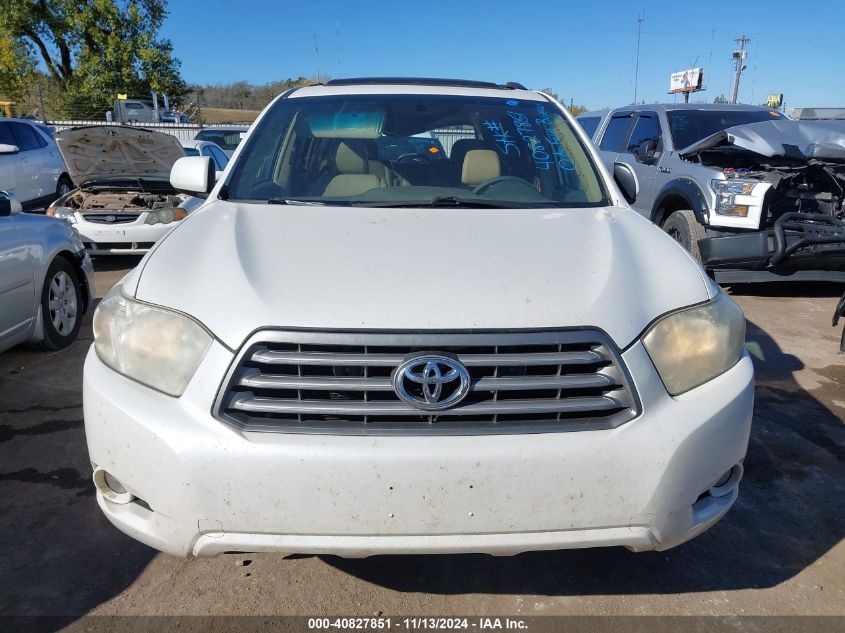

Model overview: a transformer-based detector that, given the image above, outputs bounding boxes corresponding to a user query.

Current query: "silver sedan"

[0,191,94,353]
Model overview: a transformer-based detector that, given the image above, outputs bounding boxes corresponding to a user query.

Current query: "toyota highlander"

[83,78,754,557]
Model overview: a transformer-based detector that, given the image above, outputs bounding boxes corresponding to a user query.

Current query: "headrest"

[450,139,486,166]
[461,149,501,185]
[335,142,368,174]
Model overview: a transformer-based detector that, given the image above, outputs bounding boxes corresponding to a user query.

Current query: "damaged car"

[581,104,845,282]
[46,126,195,255]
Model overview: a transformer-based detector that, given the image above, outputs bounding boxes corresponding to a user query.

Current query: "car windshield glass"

[226,94,608,208]
[667,108,785,149]
[184,147,200,156]
[577,116,601,138]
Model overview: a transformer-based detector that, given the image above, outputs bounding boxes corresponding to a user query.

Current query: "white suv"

[0,119,72,211]
[83,78,754,557]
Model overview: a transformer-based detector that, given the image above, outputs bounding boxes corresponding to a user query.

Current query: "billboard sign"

[765,93,783,109]
[669,68,704,94]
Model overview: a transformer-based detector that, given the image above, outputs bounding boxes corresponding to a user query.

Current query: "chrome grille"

[215,330,640,435]
[82,212,138,224]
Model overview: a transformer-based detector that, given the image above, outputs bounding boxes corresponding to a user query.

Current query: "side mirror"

[635,140,657,165]
[170,156,215,197]
[0,191,23,217]
[0,143,20,155]
[613,162,639,204]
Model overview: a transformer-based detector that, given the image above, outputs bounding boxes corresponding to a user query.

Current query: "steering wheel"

[471,176,531,195]
[394,153,426,165]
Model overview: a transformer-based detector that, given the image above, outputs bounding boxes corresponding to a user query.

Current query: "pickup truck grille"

[215,330,640,435]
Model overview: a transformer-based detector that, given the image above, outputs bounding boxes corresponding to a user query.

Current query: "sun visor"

[308,111,385,139]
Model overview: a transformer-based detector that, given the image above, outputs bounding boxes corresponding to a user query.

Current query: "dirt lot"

[0,259,843,623]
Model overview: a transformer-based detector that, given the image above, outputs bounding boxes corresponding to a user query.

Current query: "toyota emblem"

[392,355,471,411]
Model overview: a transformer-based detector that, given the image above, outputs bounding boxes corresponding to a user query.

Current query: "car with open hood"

[580,104,845,283]
[83,78,753,558]
[47,126,193,255]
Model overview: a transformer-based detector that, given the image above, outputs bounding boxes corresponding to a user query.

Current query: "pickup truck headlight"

[92,285,212,396]
[709,179,759,217]
[642,292,746,396]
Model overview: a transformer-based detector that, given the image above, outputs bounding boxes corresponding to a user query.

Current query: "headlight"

[46,206,77,224]
[93,285,212,396]
[642,292,746,396]
[709,179,760,217]
[145,207,188,225]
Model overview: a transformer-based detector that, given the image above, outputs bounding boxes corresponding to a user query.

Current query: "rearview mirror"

[0,143,20,155]
[170,156,215,197]
[613,162,639,203]
[0,191,23,217]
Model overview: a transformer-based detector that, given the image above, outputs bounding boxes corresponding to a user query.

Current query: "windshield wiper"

[359,196,515,209]
[267,198,326,206]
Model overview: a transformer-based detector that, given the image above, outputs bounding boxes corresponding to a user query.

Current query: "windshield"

[184,147,200,156]
[225,94,608,208]
[667,108,785,149]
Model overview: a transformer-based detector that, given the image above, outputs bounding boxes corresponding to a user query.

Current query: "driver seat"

[461,149,500,186]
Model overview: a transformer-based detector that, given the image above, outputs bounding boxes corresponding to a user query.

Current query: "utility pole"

[314,34,321,81]
[730,33,750,104]
[633,11,645,104]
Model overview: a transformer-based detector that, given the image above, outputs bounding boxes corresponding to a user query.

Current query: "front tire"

[36,258,82,350]
[56,175,73,198]
[663,209,707,263]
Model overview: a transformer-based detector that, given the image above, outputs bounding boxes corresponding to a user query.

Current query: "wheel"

[662,209,707,263]
[56,175,73,198]
[35,258,82,350]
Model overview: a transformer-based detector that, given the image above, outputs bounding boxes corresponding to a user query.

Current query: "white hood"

[55,125,185,186]
[133,203,712,349]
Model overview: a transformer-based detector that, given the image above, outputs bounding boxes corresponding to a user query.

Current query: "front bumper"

[75,219,178,255]
[83,341,754,558]
[700,214,845,280]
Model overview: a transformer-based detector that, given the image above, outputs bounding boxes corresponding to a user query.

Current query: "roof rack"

[323,77,528,90]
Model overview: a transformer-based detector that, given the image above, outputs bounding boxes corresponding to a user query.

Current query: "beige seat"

[323,142,384,197]
[364,140,395,186]
[461,149,501,185]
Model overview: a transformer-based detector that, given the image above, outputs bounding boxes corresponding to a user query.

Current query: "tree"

[0,32,36,100]
[713,94,729,104]
[0,1,187,117]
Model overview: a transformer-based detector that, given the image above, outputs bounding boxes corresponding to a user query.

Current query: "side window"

[598,114,634,152]
[9,122,42,151]
[625,113,661,154]
[209,146,229,169]
[0,122,15,146]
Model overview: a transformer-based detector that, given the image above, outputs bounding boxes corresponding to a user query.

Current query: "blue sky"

[161,0,845,109]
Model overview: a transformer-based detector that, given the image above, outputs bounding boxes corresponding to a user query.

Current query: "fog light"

[709,463,743,498]
[93,467,134,504]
